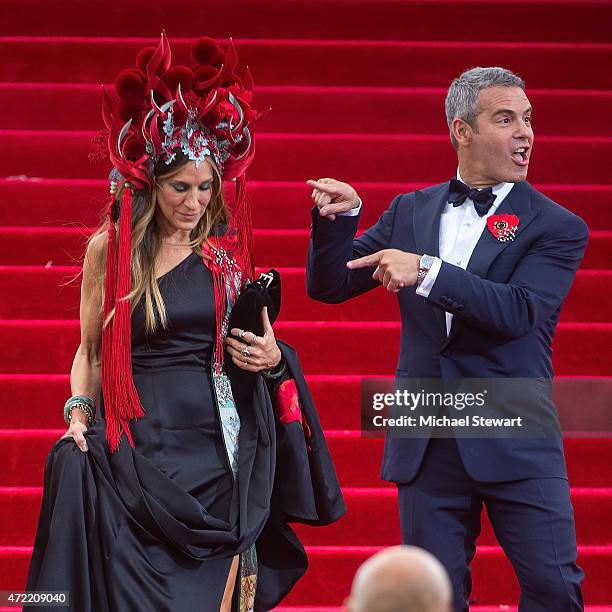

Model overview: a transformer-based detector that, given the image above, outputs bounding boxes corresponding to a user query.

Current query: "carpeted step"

[1,320,612,376]
[0,266,610,323]
[322,433,612,489]
[294,488,612,548]
[0,227,320,268]
[4,83,612,137]
[2,607,608,612]
[0,227,318,267]
[274,608,612,612]
[4,374,609,433]
[0,544,610,605]
[273,609,612,612]
[1,39,611,90]
[0,373,365,431]
[3,130,612,184]
[277,545,612,606]
[0,430,610,489]
[2,0,611,42]
[2,486,609,548]
[2,179,612,232]
[1,227,610,270]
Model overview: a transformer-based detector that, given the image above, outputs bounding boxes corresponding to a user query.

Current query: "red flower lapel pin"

[487,214,519,242]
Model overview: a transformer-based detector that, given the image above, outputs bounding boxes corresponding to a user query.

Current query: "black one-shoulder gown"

[25,251,273,611]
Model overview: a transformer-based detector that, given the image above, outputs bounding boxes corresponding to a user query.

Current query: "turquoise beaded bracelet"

[64,395,96,426]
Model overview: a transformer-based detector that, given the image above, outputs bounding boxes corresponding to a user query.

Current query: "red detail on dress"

[275,379,302,425]
[274,379,313,451]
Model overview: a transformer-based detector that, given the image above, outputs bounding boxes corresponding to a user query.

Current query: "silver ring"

[241,348,250,358]
[239,330,247,340]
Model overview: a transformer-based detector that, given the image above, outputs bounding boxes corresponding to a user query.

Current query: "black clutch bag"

[228,269,281,336]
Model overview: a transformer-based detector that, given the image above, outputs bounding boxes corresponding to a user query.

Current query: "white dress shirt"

[415,169,515,335]
[337,197,362,216]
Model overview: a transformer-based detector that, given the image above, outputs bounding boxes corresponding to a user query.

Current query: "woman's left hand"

[224,306,282,373]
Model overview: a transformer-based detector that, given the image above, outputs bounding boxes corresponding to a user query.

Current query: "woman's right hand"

[60,409,89,452]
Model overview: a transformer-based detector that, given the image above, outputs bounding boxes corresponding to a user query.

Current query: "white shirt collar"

[455,167,514,212]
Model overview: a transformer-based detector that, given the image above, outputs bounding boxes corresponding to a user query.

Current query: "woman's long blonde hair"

[86,152,230,335]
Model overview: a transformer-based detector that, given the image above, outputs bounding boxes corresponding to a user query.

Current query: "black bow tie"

[448,178,497,217]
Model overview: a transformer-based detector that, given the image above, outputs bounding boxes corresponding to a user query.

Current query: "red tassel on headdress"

[102,186,145,453]
[233,174,255,282]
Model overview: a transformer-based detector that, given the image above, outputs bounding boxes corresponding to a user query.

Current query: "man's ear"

[452,117,473,148]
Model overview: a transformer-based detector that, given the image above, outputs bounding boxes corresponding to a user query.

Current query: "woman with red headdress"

[23,33,344,612]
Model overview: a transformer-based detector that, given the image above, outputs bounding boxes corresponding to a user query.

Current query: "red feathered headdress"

[98,32,259,453]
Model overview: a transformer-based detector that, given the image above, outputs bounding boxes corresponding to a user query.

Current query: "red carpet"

[2,38,612,89]
[1,1,611,610]
[2,0,612,42]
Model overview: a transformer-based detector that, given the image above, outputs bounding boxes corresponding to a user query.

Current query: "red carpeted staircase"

[1,1,611,610]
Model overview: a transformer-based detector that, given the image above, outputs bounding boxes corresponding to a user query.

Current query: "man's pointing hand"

[307,178,360,221]
[348,249,421,293]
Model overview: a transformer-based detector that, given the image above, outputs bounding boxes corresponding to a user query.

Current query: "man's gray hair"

[445,67,525,149]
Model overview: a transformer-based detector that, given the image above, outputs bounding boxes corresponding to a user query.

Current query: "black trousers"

[397,437,584,611]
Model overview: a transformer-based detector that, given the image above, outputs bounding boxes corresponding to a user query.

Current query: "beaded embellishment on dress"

[211,265,244,476]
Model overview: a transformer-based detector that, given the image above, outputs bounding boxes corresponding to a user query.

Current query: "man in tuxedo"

[306,67,587,611]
